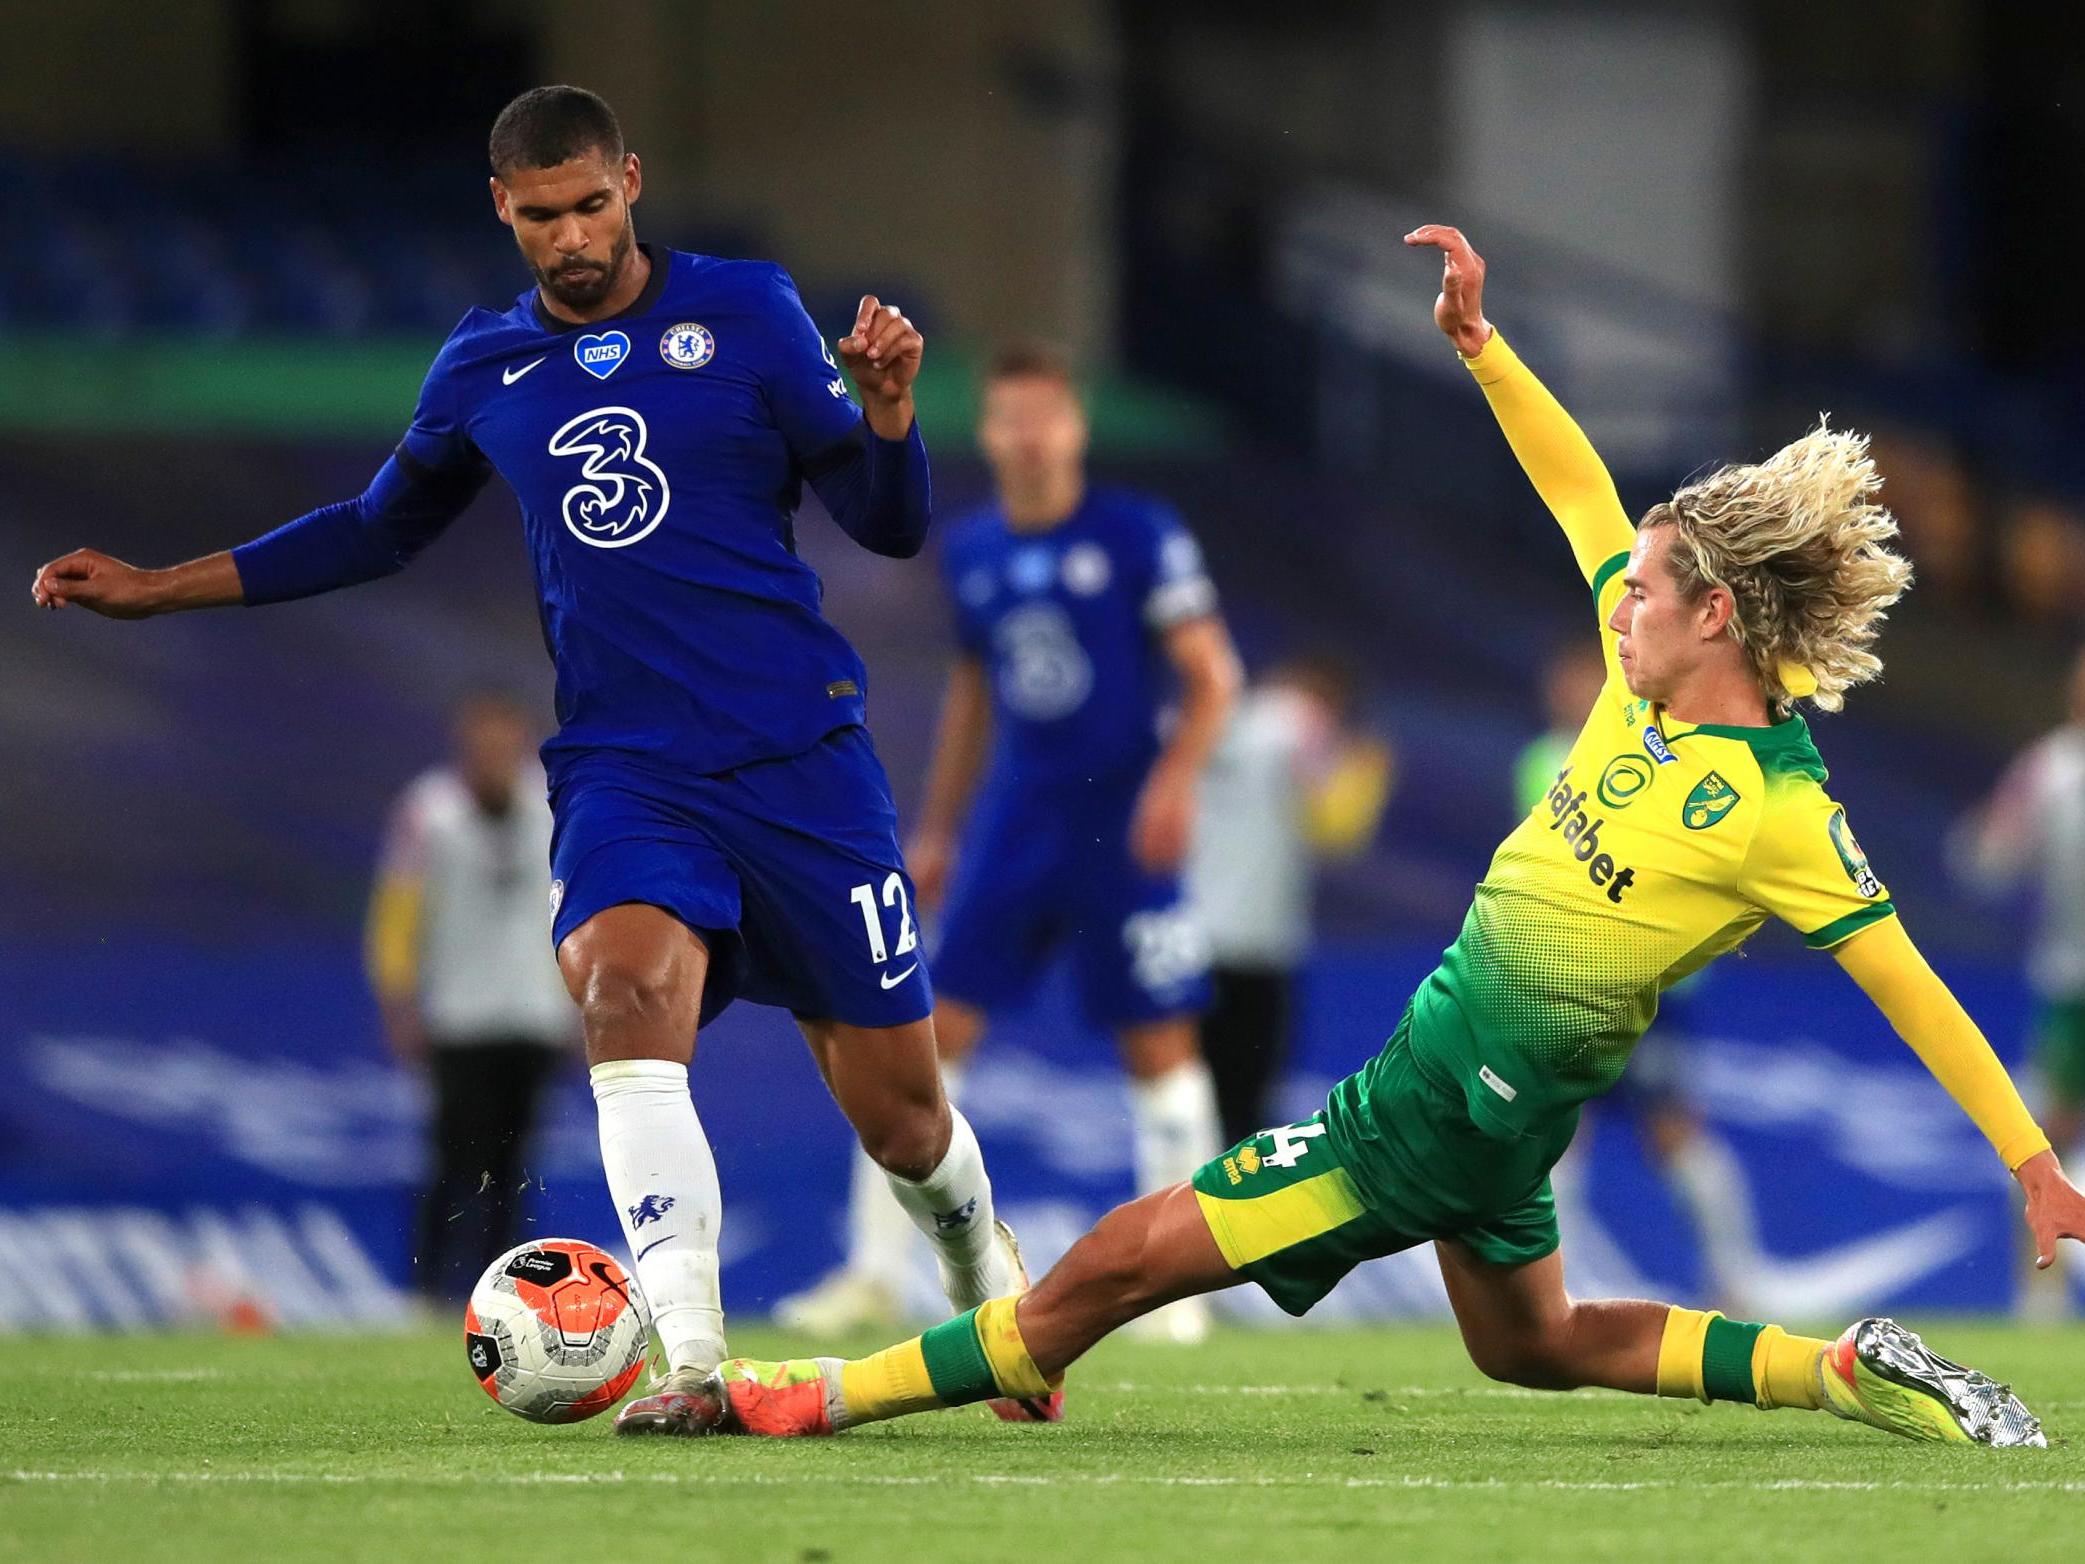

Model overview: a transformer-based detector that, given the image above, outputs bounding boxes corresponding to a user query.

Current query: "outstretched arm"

[1834,917,2085,1264]
[32,548,242,617]
[1405,224,1636,586]
[30,450,486,616]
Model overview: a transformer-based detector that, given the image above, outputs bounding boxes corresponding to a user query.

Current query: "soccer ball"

[464,1238,650,1423]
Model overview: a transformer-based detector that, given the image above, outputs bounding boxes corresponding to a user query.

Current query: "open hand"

[837,294,923,426]
[2017,1150,2085,1268]
[31,549,162,619]
[1403,224,1494,357]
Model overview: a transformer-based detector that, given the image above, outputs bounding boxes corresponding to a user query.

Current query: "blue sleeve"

[232,331,489,604]
[1135,500,1218,630]
[758,265,871,459]
[806,419,932,559]
[231,448,489,605]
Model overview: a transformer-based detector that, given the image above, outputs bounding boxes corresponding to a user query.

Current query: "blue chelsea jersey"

[941,487,1217,793]
[400,246,890,780]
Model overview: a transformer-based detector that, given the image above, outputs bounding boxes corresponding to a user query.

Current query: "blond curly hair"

[1642,422,1913,713]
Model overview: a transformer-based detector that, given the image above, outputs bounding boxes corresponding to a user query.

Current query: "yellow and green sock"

[836,1295,1054,1428]
[1656,1306,1829,1411]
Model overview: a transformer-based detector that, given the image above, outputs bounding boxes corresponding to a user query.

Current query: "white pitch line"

[1097,1383,1603,1400]
[8,1469,2084,1496]
[79,1369,222,1383]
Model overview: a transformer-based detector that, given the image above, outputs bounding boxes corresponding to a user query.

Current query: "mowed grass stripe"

[11,1468,2085,1494]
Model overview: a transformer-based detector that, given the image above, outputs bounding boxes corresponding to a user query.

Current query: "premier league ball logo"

[660,322,716,370]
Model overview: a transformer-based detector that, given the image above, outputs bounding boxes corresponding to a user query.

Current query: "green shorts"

[2035,999,2085,1103]
[1191,1009,1573,1316]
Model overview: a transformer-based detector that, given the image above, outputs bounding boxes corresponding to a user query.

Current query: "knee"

[859,1096,951,1181]
[1464,1312,1583,1390]
[569,954,682,1054]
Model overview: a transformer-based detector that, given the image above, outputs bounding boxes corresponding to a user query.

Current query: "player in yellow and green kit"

[630,225,2085,1450]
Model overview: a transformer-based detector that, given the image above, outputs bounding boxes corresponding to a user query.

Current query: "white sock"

[881,1107,1011,1305]
[840,1058,980,1295]
[1129,1059,1221,1196]
[590,1060,725,1374]
[1665,1130,1761,1307]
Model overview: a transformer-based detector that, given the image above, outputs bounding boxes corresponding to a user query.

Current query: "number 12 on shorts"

[848,872,919,965]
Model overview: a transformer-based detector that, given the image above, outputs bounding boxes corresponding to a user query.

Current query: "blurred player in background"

[1520,640,1761,1311]
[367,688,575,1305]
[1955,645,2085,1316]
[1190,655,1394,1146]
[779,344,1240,1345]
[696,224,2081,1450]
[32,84,1033,1435]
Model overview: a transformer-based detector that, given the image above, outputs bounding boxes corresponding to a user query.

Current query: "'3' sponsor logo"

[547,406,671,549]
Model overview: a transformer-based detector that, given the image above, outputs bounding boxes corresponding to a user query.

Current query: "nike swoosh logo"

[880,963,919,990]
[502,357,547,385]
[635,1234,675,1262]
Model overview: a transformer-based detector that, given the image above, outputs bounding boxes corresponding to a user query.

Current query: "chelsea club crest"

[660,322,715,370]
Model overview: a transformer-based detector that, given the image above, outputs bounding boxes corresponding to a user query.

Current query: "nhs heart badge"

[574,330,630,380]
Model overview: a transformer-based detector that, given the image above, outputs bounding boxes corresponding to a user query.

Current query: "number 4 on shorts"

[1261,1122,1326,1169]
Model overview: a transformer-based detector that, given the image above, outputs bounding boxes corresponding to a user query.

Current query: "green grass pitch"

[5,1321,2082,1563]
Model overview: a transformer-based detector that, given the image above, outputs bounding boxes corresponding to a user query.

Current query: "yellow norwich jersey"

[1405,334,1895,1139]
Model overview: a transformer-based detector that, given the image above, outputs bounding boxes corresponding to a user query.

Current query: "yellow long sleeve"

[1462,332,1638,587]
[1833,917,2050,1171]
[1303,740,1394,858]
[365,872,424,1003]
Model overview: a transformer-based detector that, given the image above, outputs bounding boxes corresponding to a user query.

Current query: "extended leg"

[1436,1238,2042,1445]
[781,999,993,1331]
[560,904,727,1380]
[717,1181,1236,1435]
[802,1013,1018,1309]
[1435,1240,1666,1393]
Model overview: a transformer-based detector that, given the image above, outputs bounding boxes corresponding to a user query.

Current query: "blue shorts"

[933,779,1210,1030]
[547,726,932,1029]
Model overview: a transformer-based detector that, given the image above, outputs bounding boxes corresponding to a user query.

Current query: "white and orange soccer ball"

[464,1238,650,1423]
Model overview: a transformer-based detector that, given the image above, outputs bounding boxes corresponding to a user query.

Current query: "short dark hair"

[985,340,1077,388]
[1272,651,1365,726]
[488,85,624,177]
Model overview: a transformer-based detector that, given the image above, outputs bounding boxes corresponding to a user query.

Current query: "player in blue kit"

[30,85,1029,1434]
[779,344,1240,1346]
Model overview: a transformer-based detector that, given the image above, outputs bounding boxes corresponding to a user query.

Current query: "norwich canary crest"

[1683,770,1741,830]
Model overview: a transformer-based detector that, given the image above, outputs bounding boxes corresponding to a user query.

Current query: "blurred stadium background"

[5,0,2083,1334]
